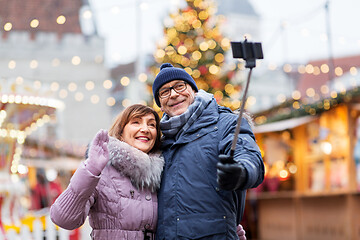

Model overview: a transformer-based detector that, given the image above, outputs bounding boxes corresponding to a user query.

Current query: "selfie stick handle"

[229,67,253,158]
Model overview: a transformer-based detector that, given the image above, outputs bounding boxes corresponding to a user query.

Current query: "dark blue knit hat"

[152,63,198,107]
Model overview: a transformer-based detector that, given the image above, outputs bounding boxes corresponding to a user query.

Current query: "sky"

[89,0,360,68]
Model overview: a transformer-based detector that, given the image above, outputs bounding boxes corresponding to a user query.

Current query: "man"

[153,63,264,240]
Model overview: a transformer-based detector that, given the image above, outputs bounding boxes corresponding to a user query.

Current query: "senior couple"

[50,63,264,240]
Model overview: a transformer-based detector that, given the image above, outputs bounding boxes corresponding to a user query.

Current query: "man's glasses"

[158,82,187,99]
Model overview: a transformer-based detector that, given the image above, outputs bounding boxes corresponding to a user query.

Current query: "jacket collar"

[108,137,164,192]
[161,98,220,147]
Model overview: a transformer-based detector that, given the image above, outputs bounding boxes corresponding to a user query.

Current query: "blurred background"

[1,0,360,239]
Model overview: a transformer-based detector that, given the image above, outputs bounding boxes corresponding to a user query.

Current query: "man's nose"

[169,88,179,97]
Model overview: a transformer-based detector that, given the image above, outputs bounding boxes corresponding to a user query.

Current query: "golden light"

[320,85,329,94]
[320,141,332,155]
[59,89,68,99]
[320,64,329,73]
[305,64,314,74]
[288,164,297,174]
[268,63,277,71]
[15,77,23,85]
[306,88,315,97]
[350,67,358,75]
[313,66,320,75]
[82,10,92,19]
[221,38,231,48]
[68,82,77,92]
[75,92,84,101]
[138,73,147,82]
[52,58,60,67]
[4,22,12,31]
[283,64,292,73]
[335,67,343,76]
[155,49,165,58]
[71,56,81,65]
[279,169,289,180]
[247,96,256,106]
[30,19,39,28]
[57,15,66,24]
[33,81,42,89]
[120,76,130,86]
[30,60,39,69]
[192,51,202,60]
[298,65,306,74]
[85,81,95,90]
[91,95,100,104]
[231,100,241,109]
[192,69,201,78]
[208,40,217,49]
[8,60,16,69]
[209,65,219,74]
[50,82,59,91]
[184,67,192,75]
[199,42,209,51]
[192,19,201,28]
[178,46,187,55]
[198,10,208,20]
[214,53,224,63]
[106,97,116,106]
[292,90,301,100]
[103,79,112,89]
[225,84,234,94]
[330,91,337,98]
[277,94,286,103]
[122,99,131,107]
[167,28,177,39]
[292,101,300,109]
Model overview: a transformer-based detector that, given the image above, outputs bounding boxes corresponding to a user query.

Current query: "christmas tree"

[147,0,243,112]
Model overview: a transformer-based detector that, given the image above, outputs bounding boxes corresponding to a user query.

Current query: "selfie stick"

[229,40,263,158]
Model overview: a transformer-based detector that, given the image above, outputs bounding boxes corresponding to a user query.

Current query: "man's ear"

[160,107,164,112]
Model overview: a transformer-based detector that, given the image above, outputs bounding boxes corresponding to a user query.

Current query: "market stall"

[251,91,360,240]
[0,80,64,238]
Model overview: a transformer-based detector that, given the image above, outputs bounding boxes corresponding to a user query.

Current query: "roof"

[0,0,83,37]
[297,55,360,96]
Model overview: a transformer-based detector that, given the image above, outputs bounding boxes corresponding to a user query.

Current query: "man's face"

[159,80,196,117]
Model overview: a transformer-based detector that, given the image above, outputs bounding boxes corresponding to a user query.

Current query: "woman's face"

[121,113,157,153]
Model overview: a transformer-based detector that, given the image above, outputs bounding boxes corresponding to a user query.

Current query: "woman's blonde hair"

[108,104,161,153]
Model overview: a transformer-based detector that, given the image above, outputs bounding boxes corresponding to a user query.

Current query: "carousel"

[0,79,64,238]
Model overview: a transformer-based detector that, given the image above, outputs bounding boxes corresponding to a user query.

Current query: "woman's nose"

[140,124,149,132]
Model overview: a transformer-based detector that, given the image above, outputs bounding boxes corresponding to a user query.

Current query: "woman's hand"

[237,224,246,240]
[86,129,109,175]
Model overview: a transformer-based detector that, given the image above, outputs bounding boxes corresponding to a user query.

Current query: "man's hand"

[86,129,109,176]
[217,154,248,191]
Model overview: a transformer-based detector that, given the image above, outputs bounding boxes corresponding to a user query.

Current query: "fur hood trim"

[108,137,164,192]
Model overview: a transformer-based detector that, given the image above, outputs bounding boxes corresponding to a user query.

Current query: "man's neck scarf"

[160,90,213,139]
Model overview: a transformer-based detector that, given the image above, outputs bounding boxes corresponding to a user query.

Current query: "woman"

[50,104,246,240]
[50,104,163,239]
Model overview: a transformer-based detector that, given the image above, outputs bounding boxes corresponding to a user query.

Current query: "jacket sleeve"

[50,161,99,230]
[218,113,264,190]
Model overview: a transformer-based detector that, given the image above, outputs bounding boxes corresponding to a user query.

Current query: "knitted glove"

[217,154,248,191]
[86,129,109,176]
[237,224,246,240]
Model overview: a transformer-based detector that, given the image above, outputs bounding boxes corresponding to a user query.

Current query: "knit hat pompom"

[152,63,198,107]
[160,63,173,70]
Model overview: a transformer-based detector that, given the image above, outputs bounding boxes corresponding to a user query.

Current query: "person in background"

[152,63,264,239]
[30,169,62,210]
[50,104,164,240]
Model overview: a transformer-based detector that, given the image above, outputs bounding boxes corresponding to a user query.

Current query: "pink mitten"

[86,129,109,176]
[237,224,246,240]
